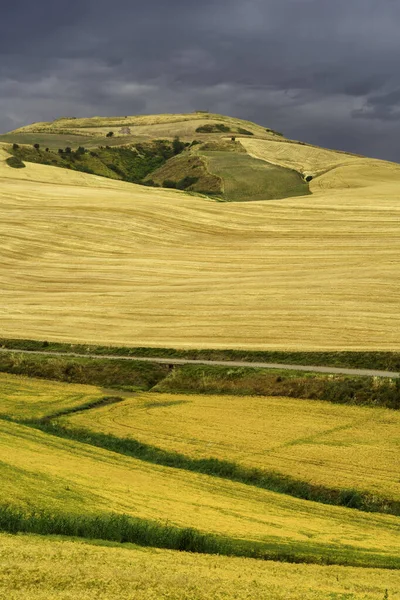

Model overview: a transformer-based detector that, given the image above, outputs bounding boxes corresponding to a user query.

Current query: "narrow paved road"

[0,348,398,378]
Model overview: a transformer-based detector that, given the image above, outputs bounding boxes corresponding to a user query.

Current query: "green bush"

[196,123,231,133]
[177,176,199,190]
[6,156,25,169]
[163,179,177,189]
[172,136,186,155]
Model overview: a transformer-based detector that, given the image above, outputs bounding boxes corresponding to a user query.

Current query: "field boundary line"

[0,348,398,379]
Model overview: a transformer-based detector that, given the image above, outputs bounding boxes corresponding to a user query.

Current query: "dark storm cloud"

[1,0,400,160]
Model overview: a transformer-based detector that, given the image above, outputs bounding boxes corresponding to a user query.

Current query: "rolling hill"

[0,112,399,351]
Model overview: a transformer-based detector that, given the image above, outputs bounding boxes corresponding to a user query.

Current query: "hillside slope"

[1,114,308,202]
[4,112,281,142]
[0,113,399,350]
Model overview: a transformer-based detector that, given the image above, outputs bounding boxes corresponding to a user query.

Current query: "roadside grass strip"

[3,339,399,372]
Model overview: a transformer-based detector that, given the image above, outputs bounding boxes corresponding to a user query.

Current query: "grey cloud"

[1,0,400,161]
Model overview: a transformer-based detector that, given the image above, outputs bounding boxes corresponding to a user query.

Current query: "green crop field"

[1,533,399,600]
[0,372,109,420]
[1,418,400,568]
[62,391,400,504]
[201,151,310,201]
[0,367,398,595]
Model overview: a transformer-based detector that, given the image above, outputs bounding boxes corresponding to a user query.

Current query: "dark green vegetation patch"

[0,351,168,392]
[6,156,25,169]
[7,140,186,185]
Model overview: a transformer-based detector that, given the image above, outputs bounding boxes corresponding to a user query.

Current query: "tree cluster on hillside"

[196,123,231,133]
[9,138,189,185]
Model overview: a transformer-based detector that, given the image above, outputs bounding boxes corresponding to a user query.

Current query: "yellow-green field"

[1,533,399,600]
[0,372,107,420]
[1,418,399,567]
[63,391,400,502]
[1,125,400,350]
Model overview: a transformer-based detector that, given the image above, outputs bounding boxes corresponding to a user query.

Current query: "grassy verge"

[1,337,399,371]
[28,419,399,517]
[155,365,400,409]
[0,351,169,391]
[0,503,397,568]
[0,349,397,408]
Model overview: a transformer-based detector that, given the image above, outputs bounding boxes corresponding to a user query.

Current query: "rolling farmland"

[63,391,400,502]
[1,115,400,350]
[0,364,398,595]
[1,113,400,597]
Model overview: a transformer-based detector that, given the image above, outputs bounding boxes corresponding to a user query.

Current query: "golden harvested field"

[240,137,363,176]
[1,121,400,351]
[0,372,106,420]
[1,533,399,600]
[1,418,399,565]
[64,392,400,501]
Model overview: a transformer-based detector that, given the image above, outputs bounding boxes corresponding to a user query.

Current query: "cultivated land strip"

[0,348,398,378]
[1,419,400,568]
[0,370,398,515]
[1,533,399,600]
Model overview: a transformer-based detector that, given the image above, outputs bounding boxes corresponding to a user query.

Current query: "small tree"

[12,143,19,150]
[65,147,72,154]
[106,131,114,138]
[45,147,50,152]
[58,149,63,154]
[33,143,40,150]
[172,136,185,155]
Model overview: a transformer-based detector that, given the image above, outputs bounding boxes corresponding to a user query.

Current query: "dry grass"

[64,392,400,501]
[1,418,399,562]
[1,532,399,600]
[0,372,107,420]
[10,113,274,141]
[1,130,400,351]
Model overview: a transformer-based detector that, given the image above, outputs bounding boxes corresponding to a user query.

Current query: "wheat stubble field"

[1,130,400,350]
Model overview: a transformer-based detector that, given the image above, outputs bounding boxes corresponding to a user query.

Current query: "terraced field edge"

[0,504,397,568]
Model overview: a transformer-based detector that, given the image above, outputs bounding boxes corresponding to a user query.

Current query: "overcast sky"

[1,0,400,161]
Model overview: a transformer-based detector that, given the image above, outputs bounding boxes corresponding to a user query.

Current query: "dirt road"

[0,348,398,378]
